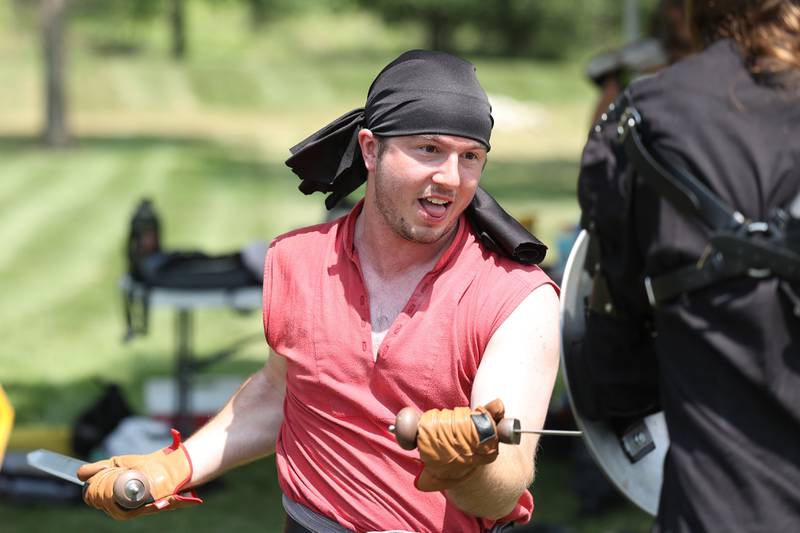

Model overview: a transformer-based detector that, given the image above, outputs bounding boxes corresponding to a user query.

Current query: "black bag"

[127,199,260,289]
[71,384,132,459]
[127,198,161,282]
[136,251,260,289]
[123,199,261,341]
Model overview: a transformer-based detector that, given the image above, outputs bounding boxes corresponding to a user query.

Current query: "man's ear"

[358,128,379,173]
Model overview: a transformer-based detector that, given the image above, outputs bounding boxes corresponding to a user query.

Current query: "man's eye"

[421,145,438,153]
[464,152,477,160]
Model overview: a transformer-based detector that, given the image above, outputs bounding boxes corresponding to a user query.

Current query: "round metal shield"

[559,229,668,516]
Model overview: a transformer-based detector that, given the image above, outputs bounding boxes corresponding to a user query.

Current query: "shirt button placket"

[360,294,368,327]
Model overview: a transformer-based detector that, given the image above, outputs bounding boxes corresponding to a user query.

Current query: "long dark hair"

[686,0,800,80]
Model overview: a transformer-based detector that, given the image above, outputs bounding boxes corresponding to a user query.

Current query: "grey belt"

[282,494,511,533]
[282,494,357,533]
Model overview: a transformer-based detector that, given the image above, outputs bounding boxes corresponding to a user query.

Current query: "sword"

[389,408,583,450]
[27,449,153,510]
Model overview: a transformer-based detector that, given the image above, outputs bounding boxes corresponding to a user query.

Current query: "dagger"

[26,449,153,510]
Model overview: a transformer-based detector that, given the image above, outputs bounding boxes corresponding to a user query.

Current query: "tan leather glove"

[76,429,202,520]
[415,399,505,492]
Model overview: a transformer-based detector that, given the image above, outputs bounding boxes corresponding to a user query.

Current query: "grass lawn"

[0,3,652,532]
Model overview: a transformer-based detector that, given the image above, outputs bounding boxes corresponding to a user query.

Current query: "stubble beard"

[373,162,456,245]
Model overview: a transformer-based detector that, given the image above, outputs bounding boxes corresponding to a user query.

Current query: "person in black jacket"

[576,1,800,531]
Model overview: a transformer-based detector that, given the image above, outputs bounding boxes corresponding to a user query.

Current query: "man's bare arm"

[446,284,560,519]
[184,349,287,487]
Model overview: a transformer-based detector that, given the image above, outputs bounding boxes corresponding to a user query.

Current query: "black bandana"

[286,49,547,265]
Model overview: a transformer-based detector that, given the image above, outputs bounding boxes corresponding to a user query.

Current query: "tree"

[170,0,187,59]
[357,0,482,52]
[247,0,269,30]
[358,0,639,60]
[41,0,69,147]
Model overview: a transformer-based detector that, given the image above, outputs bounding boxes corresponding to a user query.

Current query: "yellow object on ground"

[7,424,72,456]
[0,385,14,467]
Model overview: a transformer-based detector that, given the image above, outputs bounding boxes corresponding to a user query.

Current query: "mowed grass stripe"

[0,149,54,206]
[0,149,124,272]
[144,144,296,250]
[188,176,315,251]
[0,146,177,332]
[0,145,283,386]
[0,149,182,386]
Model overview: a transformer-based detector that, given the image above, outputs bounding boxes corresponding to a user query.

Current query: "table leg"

[175,309,193,436]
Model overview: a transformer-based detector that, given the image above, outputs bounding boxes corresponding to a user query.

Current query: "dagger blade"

[27,449,87,486]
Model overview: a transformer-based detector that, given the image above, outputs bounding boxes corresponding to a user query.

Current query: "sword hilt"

[112,470,153,509]
[389,407,520,450]
[389,408,582,450]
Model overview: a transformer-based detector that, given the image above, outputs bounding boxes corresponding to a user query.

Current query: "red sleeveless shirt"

[263,202,555,532]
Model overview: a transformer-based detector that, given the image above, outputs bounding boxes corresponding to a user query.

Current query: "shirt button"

[362,342,367,352]
[360,295,365,306]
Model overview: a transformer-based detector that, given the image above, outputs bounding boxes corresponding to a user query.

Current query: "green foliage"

[68,0,166,56]
[357,0,629,59]
[70,0,163,20]
[9,0,669,61]
[478,0,593,58]
[355,0,478,51]
[352,0,671,59]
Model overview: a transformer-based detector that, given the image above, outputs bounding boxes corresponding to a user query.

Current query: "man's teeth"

[425,198,449,205]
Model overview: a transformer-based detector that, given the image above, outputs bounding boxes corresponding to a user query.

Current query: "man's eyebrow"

[417,134,486,151]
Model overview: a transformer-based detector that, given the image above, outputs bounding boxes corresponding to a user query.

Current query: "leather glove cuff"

[79,428,202,520]
[414,399,505,492]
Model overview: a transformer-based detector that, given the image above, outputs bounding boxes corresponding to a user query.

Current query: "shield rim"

[559,229,668,517]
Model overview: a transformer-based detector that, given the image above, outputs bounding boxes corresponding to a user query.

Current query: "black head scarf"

[285,49,547,265]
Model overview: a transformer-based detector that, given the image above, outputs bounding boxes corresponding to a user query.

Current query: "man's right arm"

[184,348,287,487]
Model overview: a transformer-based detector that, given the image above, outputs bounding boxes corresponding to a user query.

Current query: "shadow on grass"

[0,134,208,152]
[0,133,296,188]
[0,134,578,199]
[185,144,295,186]
[483,158,579,202]
[4,349,264,426]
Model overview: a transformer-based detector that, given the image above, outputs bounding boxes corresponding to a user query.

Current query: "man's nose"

[432,153,461,188]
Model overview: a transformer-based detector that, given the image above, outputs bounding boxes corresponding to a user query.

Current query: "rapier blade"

[516,429,583,437]
[27,449,87,485]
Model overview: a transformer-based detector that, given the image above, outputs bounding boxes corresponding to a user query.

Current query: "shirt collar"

[339,198,469,275]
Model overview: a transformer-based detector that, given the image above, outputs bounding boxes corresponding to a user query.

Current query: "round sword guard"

[497,418,521,445]
[393,407,421,450]
[113,470,151,510]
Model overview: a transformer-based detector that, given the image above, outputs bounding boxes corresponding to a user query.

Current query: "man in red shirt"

[78,50,560,532]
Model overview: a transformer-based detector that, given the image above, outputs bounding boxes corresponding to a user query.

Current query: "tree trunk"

[249,0,268,31]
[427,13,452,52]
[41,0,69,147]
[170,0,186,60]
[503,24,530,57]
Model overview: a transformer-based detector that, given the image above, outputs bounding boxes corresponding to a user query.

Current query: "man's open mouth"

[419,197,451,219]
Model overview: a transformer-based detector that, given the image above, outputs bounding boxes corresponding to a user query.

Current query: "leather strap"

[616,94,800,306]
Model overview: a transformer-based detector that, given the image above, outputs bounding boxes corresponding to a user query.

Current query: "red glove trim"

[163,428,204,505]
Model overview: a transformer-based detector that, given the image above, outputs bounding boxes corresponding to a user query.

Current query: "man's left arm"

[446,283,561,519]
